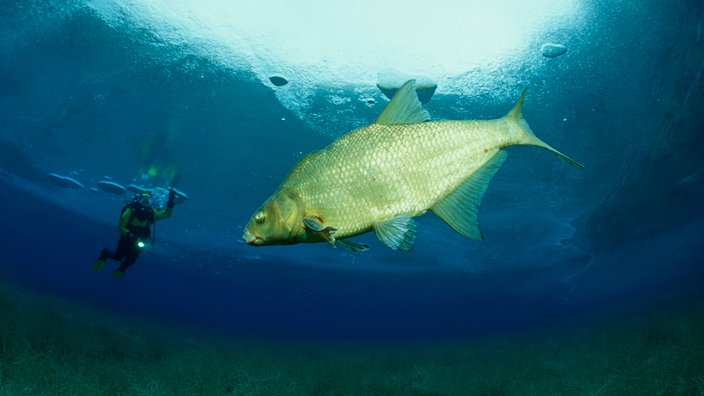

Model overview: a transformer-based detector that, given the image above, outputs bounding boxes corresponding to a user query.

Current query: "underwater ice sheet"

[47,173,83,189]
[96,180,126,195]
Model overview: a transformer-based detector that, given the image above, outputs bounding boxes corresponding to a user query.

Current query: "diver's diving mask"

[138,194,152,207]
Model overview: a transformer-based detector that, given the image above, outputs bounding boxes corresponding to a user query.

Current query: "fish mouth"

[242,230,263,246]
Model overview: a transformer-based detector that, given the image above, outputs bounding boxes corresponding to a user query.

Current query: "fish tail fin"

[506,88,584,169]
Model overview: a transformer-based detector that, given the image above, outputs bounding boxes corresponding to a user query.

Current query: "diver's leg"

[93,235,126,271]
[112,244,141,278]
[100,235,129,261]
[111,235,130,261]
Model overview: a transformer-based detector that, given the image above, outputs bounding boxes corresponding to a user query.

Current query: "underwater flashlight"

[137,240,145,248]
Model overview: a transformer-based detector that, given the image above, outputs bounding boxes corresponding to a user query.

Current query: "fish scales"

[282,120,508,238]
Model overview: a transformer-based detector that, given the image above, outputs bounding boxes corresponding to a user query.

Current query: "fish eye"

[254,211,266,224]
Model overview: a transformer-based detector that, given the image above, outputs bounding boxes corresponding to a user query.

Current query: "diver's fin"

[111,269,125,278]
[92,259,105,271]
[375,80,430,125]
[304,216,337,246]
[336,239,370,253]
[373,214,417,252]
[431,151,507,240]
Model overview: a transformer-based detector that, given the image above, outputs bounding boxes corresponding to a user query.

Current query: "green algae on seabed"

[0,281,703,395]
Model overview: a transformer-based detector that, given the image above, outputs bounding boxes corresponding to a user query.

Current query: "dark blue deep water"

[1,1,703,394]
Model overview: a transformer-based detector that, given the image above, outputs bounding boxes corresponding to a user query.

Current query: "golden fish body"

[243,80,582,252]
[286,121,505,236]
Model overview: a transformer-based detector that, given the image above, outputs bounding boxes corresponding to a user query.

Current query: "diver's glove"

[167,188,176,208]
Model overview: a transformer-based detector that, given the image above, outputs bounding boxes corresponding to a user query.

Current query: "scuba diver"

[92,188,176,278]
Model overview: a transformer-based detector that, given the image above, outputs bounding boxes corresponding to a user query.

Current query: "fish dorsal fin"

[431,151,508,240]
[375,80,430,125]
[373,214,417,251]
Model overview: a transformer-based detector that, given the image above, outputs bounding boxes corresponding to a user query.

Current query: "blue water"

[1,0,703,349]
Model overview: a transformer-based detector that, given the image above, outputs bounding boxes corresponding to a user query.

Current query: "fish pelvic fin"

[336,239,370,253]
[505,88,584,169]
[375,80,430,125]
[431,151,507,240]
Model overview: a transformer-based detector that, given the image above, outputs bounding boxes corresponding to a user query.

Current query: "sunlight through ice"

[89,0,583,86]
[88,0,585,135]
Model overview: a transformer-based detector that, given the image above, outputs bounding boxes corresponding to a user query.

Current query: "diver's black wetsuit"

[99,229,149,273]
[96,189,174,276]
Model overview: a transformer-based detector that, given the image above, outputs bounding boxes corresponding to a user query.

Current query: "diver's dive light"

[137,240,146,249]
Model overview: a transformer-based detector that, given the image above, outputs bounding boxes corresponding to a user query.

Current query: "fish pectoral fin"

[375,80,430,125]
[303,216,337,245]
[303,216,326,231]
[306,215,368,252]
[336,239,370,253]
[373,214,417,252]
[431,150,508,240]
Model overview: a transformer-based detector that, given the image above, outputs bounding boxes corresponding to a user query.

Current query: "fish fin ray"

[431,151,507,240]
[336,239,370,253]
[373,214,417,251]
[375,80,430,125]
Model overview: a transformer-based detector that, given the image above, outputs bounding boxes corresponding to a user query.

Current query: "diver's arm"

[118,208,132,235]
[154,207,173,220]
[154,189,175,220]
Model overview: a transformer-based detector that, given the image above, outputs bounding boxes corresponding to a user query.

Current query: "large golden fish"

[243,80,582,252]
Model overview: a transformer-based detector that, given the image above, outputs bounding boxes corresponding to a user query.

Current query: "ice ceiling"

[88,0,586,125]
